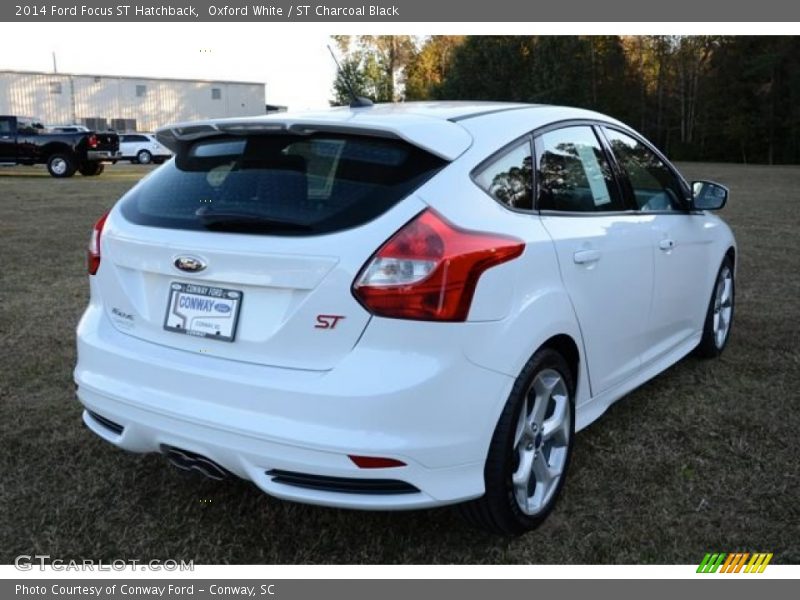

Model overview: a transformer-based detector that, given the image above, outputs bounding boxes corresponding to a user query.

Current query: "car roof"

[156,102,628,161]
[306,101,533,121]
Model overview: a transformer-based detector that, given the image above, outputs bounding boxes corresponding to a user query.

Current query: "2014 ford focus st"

[74,102,736,534]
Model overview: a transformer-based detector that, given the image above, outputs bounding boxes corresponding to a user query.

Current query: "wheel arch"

[725,245,736,270]
[540,334,580,390]
[464,287,591,407]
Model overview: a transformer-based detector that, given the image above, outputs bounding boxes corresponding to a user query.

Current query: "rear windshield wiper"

[195,207,313,232]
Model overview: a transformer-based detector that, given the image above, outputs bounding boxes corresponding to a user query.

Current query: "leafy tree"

[330,35,416,104]
[330,35,800,164]
[331,56,370,106]
[404,36,465,100]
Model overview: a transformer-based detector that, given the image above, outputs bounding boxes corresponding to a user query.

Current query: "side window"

[120,135,131,143]
[535,126,623,212]
[0,119,11,134]
[603,128,686,212]
[473,140,533,211]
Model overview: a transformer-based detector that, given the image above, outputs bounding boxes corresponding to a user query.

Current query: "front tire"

[695,256,735,358]
[460,348,575,535]
[136,149,152,165]
[47,153,77,178]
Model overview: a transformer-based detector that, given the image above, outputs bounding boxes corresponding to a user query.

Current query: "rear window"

[120,133,446,236]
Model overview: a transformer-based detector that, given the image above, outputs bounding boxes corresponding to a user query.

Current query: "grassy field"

[0,162,798,565]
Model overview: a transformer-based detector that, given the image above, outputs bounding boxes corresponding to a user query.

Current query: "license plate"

[163,282,243,342]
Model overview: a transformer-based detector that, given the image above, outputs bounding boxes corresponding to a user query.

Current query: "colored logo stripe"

[697,553,726,573]
[745,553,773,573]
[728,553,749,573]
[697,552,773,573]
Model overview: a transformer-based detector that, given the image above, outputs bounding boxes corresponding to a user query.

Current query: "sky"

[2,22,787,112]
[0,23,338,110]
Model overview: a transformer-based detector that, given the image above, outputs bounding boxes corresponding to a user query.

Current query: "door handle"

[659,239,675,251]
[573,249,601,264]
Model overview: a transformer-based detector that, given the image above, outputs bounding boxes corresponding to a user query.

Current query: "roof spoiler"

[156,112,473,160]
[155,121,407,154]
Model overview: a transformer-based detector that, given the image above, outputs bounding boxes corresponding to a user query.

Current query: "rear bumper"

[121,153,171,160]
[87,150,121,161]
[74,304,513,509]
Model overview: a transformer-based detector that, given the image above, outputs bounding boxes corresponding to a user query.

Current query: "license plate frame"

[163,282,243,343]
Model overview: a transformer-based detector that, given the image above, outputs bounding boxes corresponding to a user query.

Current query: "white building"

[0,70,266,132]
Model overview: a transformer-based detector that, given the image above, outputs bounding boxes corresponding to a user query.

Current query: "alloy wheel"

[713,265,734,349]
[512,369,571,516]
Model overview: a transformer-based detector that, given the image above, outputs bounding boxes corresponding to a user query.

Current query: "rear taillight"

[353,209,524,321]
[87,134,98,149]
[88,212,109,275]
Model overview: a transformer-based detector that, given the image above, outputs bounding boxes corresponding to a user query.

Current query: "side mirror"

[692,180,729,211]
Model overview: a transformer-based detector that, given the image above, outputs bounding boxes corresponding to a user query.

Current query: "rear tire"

[459,348,575,535]
[695,256,735,358]
[78,162,105,176]
[47,153,77,178]
[136,149,152,165]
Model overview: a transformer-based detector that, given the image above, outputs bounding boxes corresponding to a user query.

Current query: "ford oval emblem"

[174,256,207,273]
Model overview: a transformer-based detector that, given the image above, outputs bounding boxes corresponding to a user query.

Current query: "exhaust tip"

[160,445,230,481]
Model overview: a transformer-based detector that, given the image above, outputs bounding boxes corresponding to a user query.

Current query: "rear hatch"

[97,127,457,370]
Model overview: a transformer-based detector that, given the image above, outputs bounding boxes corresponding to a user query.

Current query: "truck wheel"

[47,154,77,178]
[136,150,152,165]
[79,162,105,177]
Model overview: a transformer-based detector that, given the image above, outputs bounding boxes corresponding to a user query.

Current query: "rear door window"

[535,126,625,212]
[120,134,446,236]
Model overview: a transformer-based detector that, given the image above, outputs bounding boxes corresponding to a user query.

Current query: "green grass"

[0,162,798,564]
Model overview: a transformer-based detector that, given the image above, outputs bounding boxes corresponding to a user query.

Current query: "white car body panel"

[644,214,718,366]
[540,214,655,396]
[75,101,737,510]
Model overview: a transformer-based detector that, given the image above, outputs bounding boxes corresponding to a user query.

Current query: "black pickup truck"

[0,116,120,177]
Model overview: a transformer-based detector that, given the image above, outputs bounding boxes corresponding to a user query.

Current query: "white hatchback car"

[118,132,173,165]
[75,102,735,534]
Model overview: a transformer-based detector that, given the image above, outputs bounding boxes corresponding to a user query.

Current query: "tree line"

[331,36,800,164]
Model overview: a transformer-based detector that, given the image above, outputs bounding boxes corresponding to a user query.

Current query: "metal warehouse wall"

[0,71,265,131]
